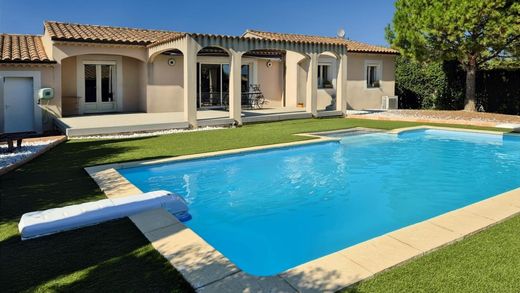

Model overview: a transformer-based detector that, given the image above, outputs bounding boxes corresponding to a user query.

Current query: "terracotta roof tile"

[0,34,53,63]
[45,21,183,45]
[246,30,398,54]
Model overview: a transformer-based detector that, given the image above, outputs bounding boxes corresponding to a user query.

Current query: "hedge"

[396,57,520,115]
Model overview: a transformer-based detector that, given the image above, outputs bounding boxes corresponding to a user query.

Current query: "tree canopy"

[386,0,520,111]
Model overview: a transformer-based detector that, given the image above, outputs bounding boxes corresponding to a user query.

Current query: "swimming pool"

[119,129,520,276]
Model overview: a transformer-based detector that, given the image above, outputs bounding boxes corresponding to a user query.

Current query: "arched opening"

[60,53,147,116]
[237,48,311,122]
[147,49,185,114]
[317,51,340,111]
[241,49,285,109]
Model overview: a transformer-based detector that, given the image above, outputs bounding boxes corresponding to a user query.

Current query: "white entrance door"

[3,77,34,132]
[84,63,116,113]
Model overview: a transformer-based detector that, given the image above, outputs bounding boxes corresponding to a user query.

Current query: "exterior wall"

[297,59,308,106]
[147,54,285,112]
[61,56,77,116]
[0,65,56,132]
[256,59,283,107]
[122,56,147,112]
[346,53,396,110]
[147,54,184,112]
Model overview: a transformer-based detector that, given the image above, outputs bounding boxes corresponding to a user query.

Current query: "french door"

[84,63,116,113]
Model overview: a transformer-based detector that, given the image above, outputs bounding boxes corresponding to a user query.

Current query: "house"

[0,21,398,135]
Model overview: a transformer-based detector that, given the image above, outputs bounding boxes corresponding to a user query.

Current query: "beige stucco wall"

[146,55,285,112]
[346,53,396,110]
[122,56,147,112]
[0,65,57,131]
[256,59,283,107]
[61,56,77,116]
[297,59,308,106]
[285,51,307,107]
[147,54,184,112]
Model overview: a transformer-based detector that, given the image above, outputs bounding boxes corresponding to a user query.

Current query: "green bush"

[395,56,446,109]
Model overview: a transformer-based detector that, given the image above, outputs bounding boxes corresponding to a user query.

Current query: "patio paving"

[56,107,339,136]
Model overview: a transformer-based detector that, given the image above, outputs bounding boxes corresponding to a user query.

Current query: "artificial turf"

[0,118,517,292]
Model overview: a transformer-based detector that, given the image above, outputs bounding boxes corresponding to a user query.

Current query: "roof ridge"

[44,20,181,34]
[247,29,341,40]
[0,33,43,37]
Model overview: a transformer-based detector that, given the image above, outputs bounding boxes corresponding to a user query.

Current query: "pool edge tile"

[280,252,372,293]
[338,235,423,274]
[387,221,462,253]
[129,208,181,234]
[463,198,520,222]
[428,209,496,236]
[144,224,240,289]
[197,272,297,293]
[87,168,142,198]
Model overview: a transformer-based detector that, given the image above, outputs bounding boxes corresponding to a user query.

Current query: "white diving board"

[18,190,189,240]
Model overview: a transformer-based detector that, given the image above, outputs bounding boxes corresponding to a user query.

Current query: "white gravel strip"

[356,110,520,124]
[0,140,55,170]
[69,126,226,140]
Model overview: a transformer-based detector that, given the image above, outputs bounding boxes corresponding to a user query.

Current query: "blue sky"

[0,0,395,46]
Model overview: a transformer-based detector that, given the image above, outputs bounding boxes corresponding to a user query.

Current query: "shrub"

[395,56,446,109]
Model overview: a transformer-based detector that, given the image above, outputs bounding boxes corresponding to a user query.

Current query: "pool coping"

[85,126,520,292]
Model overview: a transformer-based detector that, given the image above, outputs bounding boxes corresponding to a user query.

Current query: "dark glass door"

[100,64,115,102]
[84,63,116,113]
[84,64,97,103]
[199,64,222,107]
[197,63,250,109]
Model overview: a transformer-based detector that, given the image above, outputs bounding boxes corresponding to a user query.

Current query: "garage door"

[3,77,34,133]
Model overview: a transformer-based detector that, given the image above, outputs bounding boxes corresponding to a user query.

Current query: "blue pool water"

[119,129,520,276]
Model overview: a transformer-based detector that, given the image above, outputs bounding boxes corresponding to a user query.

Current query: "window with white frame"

[318,64,332,88]
[365,61,382,89]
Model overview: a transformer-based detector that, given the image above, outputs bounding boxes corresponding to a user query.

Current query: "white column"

[183,39,198,128]
[229,50,243,125]
[305,53,318,116]
[336,54,347,115]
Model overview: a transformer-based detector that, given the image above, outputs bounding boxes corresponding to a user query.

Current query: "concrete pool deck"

[85,126,520,292]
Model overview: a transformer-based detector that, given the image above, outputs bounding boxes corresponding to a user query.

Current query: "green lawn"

[1,118,518,292]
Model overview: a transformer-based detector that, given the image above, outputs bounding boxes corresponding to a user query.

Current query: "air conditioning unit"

[381,96,398,110]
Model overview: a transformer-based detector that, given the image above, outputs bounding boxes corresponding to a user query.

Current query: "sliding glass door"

[197,63,250,109]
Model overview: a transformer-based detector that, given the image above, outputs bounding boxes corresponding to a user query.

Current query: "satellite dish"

[337,28,346,39]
